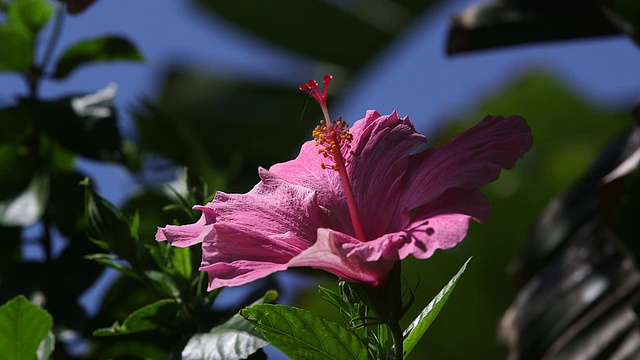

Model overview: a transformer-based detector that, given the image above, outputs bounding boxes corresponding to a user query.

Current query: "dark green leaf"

[196,0,390,71]
[0,295,53,360]
[182,290,277,360]
[8,0,53,33]
[607,0,640,45]
[0,143,36,201]
[23,87,123,162]
[0,105,34,143]
[446,1,621,54]
[144,270,180,298]
[85,254,139,279]
[81,178,136,260]
[52,35,144,79]
[0,25,32,72]
[134,70,320,190]
[403,258,470,358]
[241,304,369,360]
[93,299,178,336]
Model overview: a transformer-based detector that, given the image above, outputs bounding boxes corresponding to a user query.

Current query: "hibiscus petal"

[401,115,533,219]
[347,110,427,239]
[289,228,393,287]
[155,206,216,247]
[199,168,325,290]
[340,213,472,261]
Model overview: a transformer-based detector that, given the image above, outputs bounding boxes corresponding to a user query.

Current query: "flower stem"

[389,321,404,360]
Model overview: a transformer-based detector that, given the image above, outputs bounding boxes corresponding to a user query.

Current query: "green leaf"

[169,246,192,280]
[0,25,31,72]
[144,270,180,298]
[8,0,53,33]
[182,290,277,360]
[36,332,55,360]
[402,258,470,359]
[85,253,139,279]
[0,295,53,360]
[81,178,136,260]
[52,35,144,79]
[446,1,621,54]
[241,304,369,360]
[0,142,36,201]
[607,0,640,45]
[93,299,178,336]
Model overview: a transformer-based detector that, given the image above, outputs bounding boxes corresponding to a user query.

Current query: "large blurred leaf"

[7,0,52,33]
[135,70,322,190]
[606,0,640,45]
[447,0,621,54]
[52,35,144,79]
[0,142,36,201]
[0,295,53,360]
[195,0,438,71]
[23,85,123,162]
[499,124,640,359]
[0,24,32,72]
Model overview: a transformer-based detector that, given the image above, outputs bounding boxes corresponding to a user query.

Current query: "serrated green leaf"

[182,290,277,360]
[242,304,369,360]
[52,35,144,79]
[93,299,177,337]
[402,258,470,359]
[0,295,53,360]
[8,0,52,33]
[0,25,31,72]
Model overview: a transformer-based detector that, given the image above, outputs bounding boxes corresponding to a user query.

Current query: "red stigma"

[299,75,332,106]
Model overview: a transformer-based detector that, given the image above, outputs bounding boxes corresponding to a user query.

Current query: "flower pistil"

[300,75,367,242]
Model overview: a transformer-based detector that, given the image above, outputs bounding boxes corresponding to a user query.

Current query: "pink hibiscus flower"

[156,76,533,290]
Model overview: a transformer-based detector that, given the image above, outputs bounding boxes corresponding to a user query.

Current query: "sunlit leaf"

[0,295,53,360]
[52,35,144,79]
[403,258,470,359]
[0,173,48,227]
[242,304,369,360]
[182,290,277,360]
[36,332,55,360]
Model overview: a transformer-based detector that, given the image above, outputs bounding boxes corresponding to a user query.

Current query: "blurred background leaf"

[447,0,622,54]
